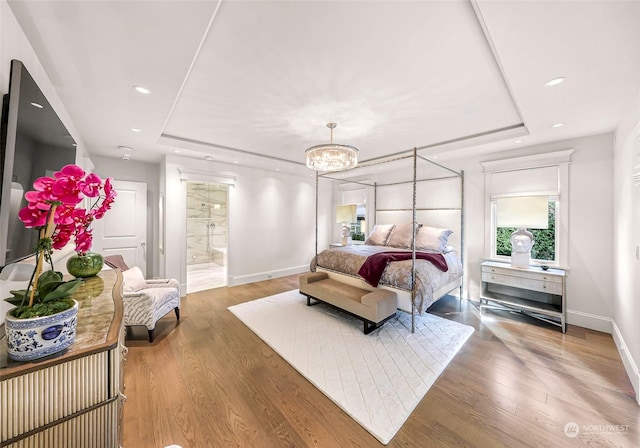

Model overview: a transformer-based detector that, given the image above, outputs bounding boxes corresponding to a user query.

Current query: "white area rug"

[228,290,474,445]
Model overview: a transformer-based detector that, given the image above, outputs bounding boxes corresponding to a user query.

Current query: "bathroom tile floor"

[186,263,226,293]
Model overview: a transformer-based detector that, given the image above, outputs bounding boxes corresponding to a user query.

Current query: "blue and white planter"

[4,300,79,362]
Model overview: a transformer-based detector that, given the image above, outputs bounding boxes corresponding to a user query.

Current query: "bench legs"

[301,292,395,335]
[304,294,320,307]
[364,320,379,335]
[364,312,396,334]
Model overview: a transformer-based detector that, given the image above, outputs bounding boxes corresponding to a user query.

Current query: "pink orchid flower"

[18,164,117,257]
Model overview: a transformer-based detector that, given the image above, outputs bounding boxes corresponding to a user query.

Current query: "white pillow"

[122,266,148,292]
[364,224,395,246]
[385,222,421,249]
[416,226,453,252]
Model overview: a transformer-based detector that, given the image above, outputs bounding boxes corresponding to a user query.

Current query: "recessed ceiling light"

[544,77,566,87]
[514,139,523,143]
[275,168,280,171]
[551,123,565,128]
[118,145,134,151]
[30,102,43,109]
[205,156,214,161]
[134,86,151,94]
[131,128,141,133]
[234,161,239,164]
[432,156,438,160]
[174,150,180,154]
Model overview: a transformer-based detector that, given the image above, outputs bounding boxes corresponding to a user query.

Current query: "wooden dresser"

[0,269,127,448]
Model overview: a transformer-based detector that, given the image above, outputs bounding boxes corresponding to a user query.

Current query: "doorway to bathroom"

[185,181,228,293]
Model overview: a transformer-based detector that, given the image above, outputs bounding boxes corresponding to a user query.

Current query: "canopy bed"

[311,149,464,332]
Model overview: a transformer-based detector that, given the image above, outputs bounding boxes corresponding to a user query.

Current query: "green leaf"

[7,289,28,300]
[4,289,33,307]
[35,270,66,299]
[38,270,64,286]
[42,279,82,302]
[4,295,26,306]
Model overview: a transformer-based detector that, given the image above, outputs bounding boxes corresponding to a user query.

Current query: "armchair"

[120,265,180,342]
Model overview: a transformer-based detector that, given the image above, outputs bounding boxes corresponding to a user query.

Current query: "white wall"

[613,90,640,403]
[163,155,333,293]
[91,156,160,278]
[439,133,614,332]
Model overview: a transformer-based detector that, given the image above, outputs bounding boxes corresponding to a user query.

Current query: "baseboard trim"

[228,265,308,287]
[612,320,640,406]
[566,309,612,334]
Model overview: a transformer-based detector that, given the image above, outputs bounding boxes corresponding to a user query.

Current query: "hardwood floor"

[123,275,639,447]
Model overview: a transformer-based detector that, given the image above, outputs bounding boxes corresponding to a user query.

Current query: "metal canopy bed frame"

[313,148,465,332]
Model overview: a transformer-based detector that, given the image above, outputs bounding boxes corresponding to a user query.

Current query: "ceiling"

[7,0,640,175]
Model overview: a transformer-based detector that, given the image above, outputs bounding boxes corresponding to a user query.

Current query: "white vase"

[4,299,79,362]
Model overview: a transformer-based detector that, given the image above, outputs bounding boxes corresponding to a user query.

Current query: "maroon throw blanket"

[357,251,448,287]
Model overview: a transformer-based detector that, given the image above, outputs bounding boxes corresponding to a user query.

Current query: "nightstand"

[480,260,566,332]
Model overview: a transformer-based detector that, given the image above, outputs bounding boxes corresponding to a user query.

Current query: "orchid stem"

[27,205,58,308]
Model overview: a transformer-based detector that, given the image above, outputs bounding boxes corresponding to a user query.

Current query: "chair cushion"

[122,266,148,292]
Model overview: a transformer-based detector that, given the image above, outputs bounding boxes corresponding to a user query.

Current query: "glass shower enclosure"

[185,182,228,293]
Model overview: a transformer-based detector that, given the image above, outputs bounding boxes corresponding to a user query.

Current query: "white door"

[93,180,147,274]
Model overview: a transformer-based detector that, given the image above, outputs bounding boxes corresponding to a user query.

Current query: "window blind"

[490,166,559,197]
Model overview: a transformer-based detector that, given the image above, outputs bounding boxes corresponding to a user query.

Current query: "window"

[482,150,573,267]
[493,198,558,262]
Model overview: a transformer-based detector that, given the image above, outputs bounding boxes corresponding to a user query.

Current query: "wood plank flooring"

[122,275,639,447]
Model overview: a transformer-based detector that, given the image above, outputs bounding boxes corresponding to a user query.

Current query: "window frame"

[482,150,573,269]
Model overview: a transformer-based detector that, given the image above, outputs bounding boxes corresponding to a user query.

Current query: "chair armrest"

[122,291,155,307]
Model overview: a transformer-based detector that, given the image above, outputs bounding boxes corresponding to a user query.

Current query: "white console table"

[480,260,566,332]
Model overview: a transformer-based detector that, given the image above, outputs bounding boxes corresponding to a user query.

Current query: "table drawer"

[482,272,563,295]
[481,265,563,284]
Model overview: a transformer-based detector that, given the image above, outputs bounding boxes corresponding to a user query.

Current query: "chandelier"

[305,123,358,171]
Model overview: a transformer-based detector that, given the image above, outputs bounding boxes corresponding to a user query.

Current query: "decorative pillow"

[415,226,453,252]
[122,266,148,293]
[364,224,395,246]
[385,222,421,249]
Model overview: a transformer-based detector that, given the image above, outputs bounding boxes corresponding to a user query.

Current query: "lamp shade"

[496,196,548,229]
[336,204,357,223]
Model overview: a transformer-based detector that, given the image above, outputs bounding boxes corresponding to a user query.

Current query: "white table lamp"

[336,204,357,246]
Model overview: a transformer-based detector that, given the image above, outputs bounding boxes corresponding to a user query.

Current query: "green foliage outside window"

[496,202,556,261]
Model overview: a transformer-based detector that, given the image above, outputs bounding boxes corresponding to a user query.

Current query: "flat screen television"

[0,59,77,269]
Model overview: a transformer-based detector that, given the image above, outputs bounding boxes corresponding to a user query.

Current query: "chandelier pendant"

[305,122,358,172]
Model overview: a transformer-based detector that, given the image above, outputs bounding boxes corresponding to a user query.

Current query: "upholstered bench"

[299,272,397,334]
